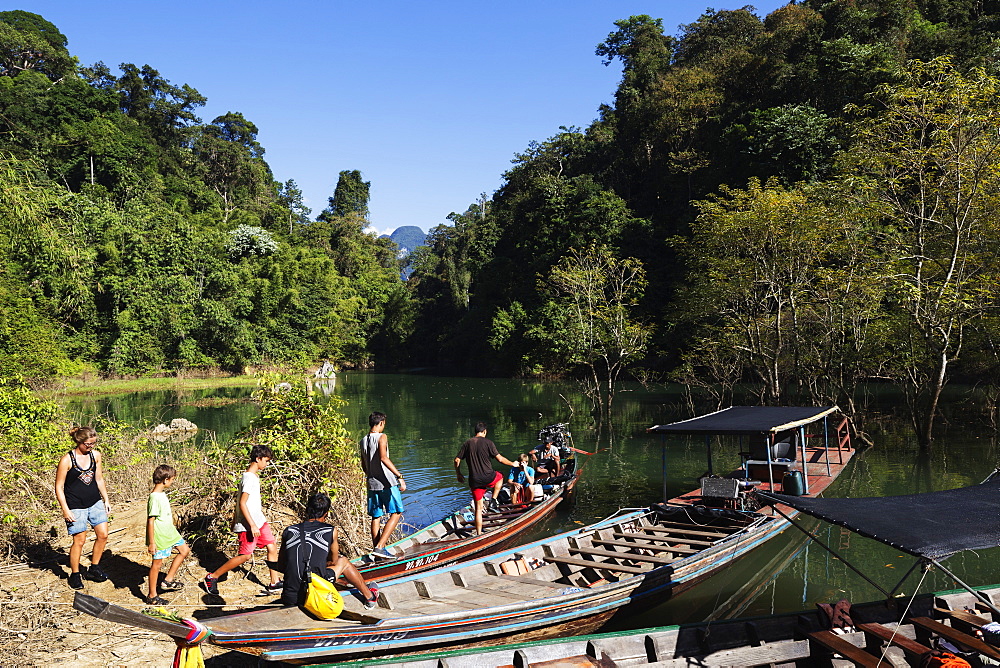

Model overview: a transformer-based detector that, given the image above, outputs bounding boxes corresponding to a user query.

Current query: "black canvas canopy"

[649,406,839,436]
[758,480,1000,560]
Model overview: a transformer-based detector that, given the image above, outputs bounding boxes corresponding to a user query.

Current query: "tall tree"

[325,169,370,220]
[0,10,74,80]
[534,245,651,416]
[842,57,1000,449]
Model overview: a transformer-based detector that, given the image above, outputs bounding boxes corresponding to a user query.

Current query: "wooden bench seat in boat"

[936,606,995,631]
[569,546,672,565]
[857,622,932,663]
[591,538,695,554]
[600,537,699,554]
[609,531,715,547]
[640,524,738,539]
[806,630,881,668]
[909,616,1000,661]
[543,555,646,574]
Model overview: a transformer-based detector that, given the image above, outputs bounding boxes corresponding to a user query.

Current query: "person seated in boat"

[531,435,561,480]
[506,454,535,503]
[275,492,379,610]
[454,421,516,536]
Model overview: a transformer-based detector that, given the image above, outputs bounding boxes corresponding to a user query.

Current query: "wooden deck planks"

[639,524,735,539]
[570,546,673,565]
[545,555,648,574]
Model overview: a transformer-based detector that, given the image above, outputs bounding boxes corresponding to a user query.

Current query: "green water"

[63,372,1000,628]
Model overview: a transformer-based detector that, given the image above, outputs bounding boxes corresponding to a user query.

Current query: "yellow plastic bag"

[304,572,344,620]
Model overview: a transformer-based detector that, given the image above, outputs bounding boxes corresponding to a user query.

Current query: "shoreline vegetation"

[0,372,370,576]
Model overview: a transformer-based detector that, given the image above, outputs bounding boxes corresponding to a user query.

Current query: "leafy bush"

[0,377,154,559]
[185,373,369,554]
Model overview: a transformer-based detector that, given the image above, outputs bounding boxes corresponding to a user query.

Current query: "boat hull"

[355,471,580,583]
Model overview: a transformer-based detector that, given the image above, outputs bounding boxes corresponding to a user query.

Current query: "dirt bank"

[0,498,300,667]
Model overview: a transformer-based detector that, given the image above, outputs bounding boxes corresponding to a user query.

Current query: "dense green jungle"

[5,4,1000,448]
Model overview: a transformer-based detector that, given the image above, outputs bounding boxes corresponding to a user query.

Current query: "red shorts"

[237,522,276,555]
[471,471,503,501]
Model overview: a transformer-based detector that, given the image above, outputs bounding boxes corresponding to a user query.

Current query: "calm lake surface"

[64,372,1000,630]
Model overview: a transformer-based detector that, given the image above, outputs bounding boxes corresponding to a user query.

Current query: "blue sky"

[23,1,787,235]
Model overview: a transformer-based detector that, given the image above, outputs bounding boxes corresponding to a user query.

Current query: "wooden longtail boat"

[73,406,858,664]
[353,468,580,582]
[340,584,1000,668]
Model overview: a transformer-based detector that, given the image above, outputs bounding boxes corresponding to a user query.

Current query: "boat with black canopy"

[648,405,856,509]
[755,471,1000,616]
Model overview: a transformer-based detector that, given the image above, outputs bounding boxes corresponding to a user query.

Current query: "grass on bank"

[40,374,259,400]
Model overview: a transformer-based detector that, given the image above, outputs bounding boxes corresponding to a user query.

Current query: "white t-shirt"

[233,471,267,532]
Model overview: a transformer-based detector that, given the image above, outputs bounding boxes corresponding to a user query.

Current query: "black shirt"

[456,436,499,489]
[276,520,334,606]
[64,451,101,510]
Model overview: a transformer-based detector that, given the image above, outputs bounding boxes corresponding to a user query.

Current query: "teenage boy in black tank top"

[54,426,112,590]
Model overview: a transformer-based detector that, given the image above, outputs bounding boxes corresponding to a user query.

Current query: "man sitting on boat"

[454,421,516,535]
[275,493,380,610]
[531,435,561,480]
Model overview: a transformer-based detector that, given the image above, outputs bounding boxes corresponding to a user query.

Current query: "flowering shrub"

[227,224,278,259]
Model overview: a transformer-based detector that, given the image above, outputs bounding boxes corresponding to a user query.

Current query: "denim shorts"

[153,538,185,560]
[66,500,108,536]
[367,486,405,518]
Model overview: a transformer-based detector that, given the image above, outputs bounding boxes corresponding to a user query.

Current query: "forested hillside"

[407,1,1000,444]
[0,10,408,378]
[7,4,1000,445]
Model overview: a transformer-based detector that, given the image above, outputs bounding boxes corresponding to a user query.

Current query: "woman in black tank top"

[54,426,111,590]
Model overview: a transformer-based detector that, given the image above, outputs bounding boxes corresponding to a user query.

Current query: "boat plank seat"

[570,546,673,565]
[935,606,995,631]
[498,573,575,589]
[611,531,715,549]
[641,524,735,539]
[459,514,520,526]
[857,622,932,662]
[607,534,704,551]
[592,538,692,554]
[529,656,604,667]
[544,555,647,574]
[807,630,881,668]
[909,616,1000,661]
[609,532,715,547]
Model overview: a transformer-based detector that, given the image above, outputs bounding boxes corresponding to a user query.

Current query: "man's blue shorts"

[66,500,108,536]
[367,486,404,518]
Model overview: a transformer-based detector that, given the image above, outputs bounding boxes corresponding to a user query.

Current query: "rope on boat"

[875,565,932,666]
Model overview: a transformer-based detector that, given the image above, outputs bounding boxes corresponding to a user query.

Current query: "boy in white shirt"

[202,445,282,596]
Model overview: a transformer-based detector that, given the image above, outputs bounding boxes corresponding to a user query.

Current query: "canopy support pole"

[823,415,832,476]
[928,558,1000,617]
[886,559,923,599]
[798,425,809,494]
[661,435,667,504]
[770,505,892,599]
